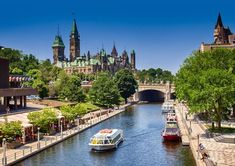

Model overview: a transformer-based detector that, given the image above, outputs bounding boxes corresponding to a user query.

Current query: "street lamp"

[37,127,40,149]
[60,120,63,138]
[6,107,10,115]
[189,119,192,134]
[2,138,7,166]
[89,112,92,124]
[197,134,200,159]
[99,109,101,120]
[5,107,10,123]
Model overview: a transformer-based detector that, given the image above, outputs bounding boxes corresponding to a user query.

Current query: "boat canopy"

[93,129,119,140]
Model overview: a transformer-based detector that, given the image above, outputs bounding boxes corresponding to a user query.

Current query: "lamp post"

[197,134,200,159]
[189,119,192,134]
[37,127,40,149]
[2,138,7,166]
[60,120,63,138]
[89,112,92,125]
[5,107,10,123]
[99,109,101,121]
[6,107,10,115]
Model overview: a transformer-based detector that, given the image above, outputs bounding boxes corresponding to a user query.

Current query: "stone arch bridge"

[81,82,175,102]
[134,83,175,102]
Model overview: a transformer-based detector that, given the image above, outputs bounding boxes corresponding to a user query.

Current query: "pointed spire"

[57,24,60,36]
[71,19,79,36]
[111,42,118,57]
[215,13,224,28]
[52,26,65,48]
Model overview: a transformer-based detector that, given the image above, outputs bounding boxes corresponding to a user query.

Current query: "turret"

[122,50,129,67]
[214,13,232,44]
[130,50,136,70]
[52,35,65,64]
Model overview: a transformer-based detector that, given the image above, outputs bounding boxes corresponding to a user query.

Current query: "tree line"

[175,49,235,130]
[136,68,174,84]
[0,47,138,107]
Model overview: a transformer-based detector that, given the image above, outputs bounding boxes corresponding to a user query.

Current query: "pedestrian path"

[175,107,190,145]
[0,104,130,166]
[177,103,235,166]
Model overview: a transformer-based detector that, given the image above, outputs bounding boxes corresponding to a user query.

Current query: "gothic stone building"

[52,19,136,74]
[200,13,235,52]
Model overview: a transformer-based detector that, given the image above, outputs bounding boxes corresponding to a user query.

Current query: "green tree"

[11,67,23,75]
[175,49,235,130]
[0,48,39,74]
[26,69,48,98]
[114,69,138,103]
[28,108,58,133]
[0,121,22,142]
[89,72,120,107]
[58,75,85,102]
[21,54,39,72]
[74,102,99,115]
[147,68,157,83]
[136,68,174,84]
[60,105,78,122]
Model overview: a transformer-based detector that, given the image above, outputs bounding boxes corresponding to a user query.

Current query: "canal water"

[15,104,196,166]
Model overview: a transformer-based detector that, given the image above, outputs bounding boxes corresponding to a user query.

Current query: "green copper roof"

[71,19,79,35]
[100,49,106,57]
[52,35,65,48]
[90,58,101,65]
[131,49,135,54]
[108,57,115,64]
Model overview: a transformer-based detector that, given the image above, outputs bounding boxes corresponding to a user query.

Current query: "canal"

[15,104,196,166]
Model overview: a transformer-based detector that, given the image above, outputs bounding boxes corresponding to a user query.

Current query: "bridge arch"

[137,89,165,102]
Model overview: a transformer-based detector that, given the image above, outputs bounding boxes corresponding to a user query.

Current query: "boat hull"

[163,134,180,141]
[89,138,123,151]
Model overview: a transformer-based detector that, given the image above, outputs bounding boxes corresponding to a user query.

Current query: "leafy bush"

[28,108,58,133]
[74,103,99,116]
[60,105,78,122]
[0,121,22,142]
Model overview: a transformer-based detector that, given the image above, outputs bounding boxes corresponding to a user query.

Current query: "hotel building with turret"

[200,13,235,52]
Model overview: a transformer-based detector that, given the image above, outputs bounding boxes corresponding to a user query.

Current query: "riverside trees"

[89,72,121,108]
[175,49,235,130]
[27,108,58,133]
[114,69,138,103]
[136,68,174,84]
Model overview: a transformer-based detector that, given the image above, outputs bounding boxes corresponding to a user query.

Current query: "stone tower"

[70,19,80,62]
[111,44,118,58]
[130,50,136,70]
[214,13,232,44]
[52,35,65,64]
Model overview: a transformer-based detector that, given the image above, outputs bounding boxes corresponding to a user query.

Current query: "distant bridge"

[134,82,175,102]
[82,81,175,102]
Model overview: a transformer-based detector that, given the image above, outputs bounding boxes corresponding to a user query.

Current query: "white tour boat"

[89,129,124,151]
[162,100,175,113]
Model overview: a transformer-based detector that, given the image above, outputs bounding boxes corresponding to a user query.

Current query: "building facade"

[0,58,37,112]
[52,19,136,74]
[200,13,235,52]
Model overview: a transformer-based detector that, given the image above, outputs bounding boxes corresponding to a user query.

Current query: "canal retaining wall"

[175,104,206,166]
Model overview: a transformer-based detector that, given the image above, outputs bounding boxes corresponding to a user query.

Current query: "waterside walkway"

[176,103,235,166]
[0,104,131,166]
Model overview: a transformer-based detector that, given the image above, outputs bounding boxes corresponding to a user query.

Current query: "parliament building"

[52,19,136,74]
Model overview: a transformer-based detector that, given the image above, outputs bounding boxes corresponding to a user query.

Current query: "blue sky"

[1,0,235,73]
